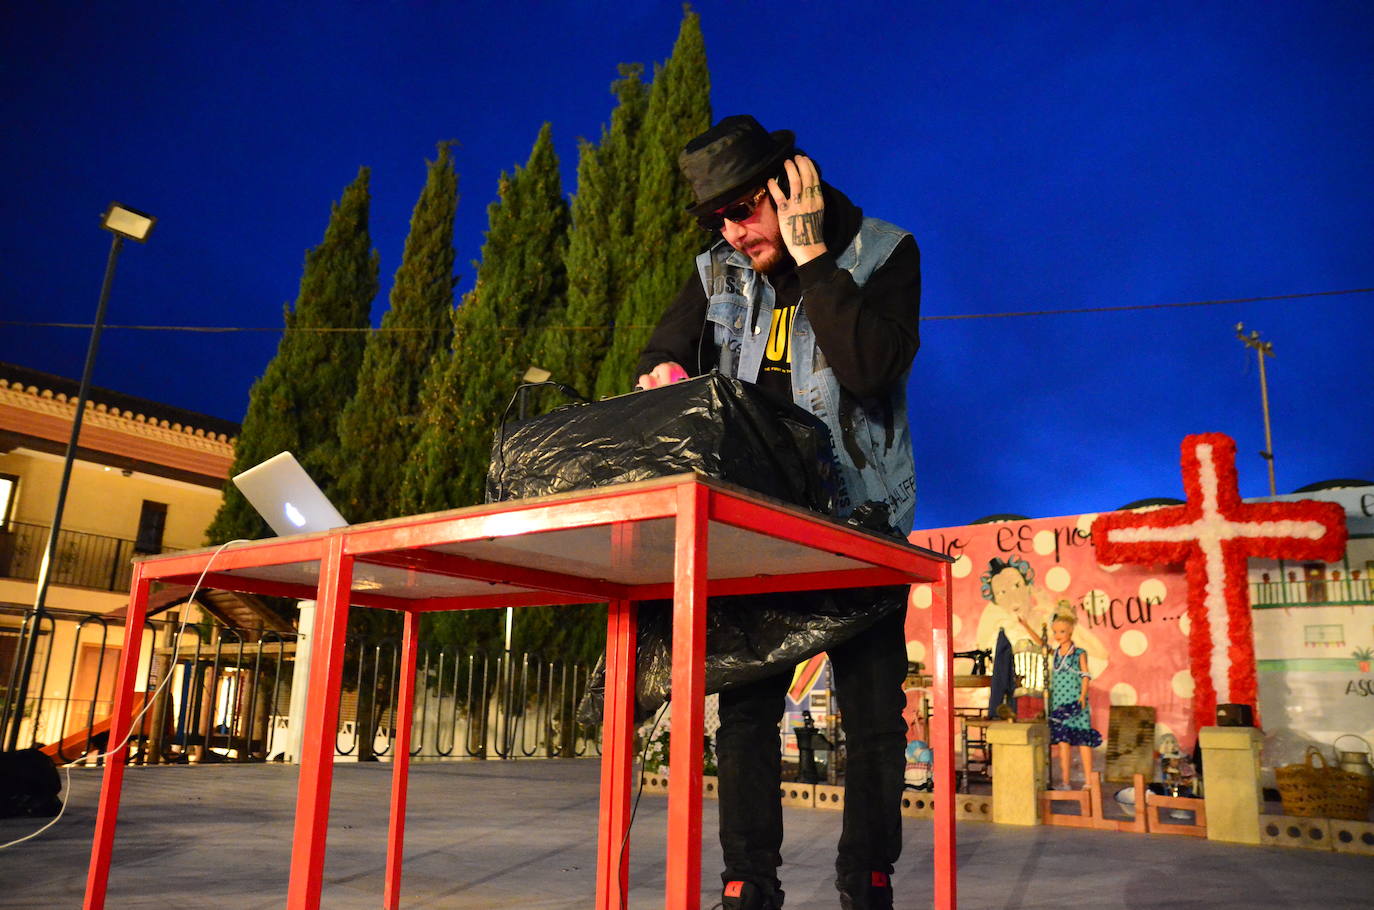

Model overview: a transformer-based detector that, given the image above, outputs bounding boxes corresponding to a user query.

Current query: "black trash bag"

[481,371,905,724]
[486,372,840,516]
[581,585,908,724]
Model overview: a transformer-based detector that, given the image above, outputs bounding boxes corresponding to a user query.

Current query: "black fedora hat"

[679,115,795,216]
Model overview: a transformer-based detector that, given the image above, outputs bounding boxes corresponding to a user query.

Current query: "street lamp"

[1235,323,1277,497]
[2,203,156,750]
[102,203,157,243]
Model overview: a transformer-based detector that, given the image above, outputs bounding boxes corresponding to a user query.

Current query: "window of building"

[0,630,18,697]
[1303,624,1344,647]
[0,473,17,526]
[134,500,168,554]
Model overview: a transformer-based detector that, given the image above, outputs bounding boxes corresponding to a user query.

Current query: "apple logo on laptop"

[284,502,308,528]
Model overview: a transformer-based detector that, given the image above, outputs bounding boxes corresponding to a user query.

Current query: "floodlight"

[101,202,156,242]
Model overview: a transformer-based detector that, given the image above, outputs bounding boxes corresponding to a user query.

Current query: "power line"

[918,287,1371,321]
[1,287,1368,334]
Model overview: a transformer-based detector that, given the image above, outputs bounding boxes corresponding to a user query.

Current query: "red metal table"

[83,474,956,909]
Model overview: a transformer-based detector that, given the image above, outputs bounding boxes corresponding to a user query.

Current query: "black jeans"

[715,603,909,895]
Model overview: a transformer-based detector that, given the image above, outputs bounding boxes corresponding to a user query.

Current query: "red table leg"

[931,564,956,910]
[665,483,710,910]
[384,609,421,910]
[595,598,637,910]
[83,565,151,910]
[286,535,354,909]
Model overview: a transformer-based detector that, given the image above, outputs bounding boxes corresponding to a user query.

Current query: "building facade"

[0,361,237,752]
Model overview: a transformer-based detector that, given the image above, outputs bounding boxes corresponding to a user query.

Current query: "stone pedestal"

[987,721,1048,826]
[1199,725,1264,844]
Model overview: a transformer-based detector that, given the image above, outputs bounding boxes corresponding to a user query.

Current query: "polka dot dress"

[1049,645,1102,747]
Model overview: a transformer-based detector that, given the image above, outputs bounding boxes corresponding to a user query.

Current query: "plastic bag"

[481,372,904,722]
[487,372,838,514]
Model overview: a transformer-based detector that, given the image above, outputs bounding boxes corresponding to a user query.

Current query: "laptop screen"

[231,451,348,536]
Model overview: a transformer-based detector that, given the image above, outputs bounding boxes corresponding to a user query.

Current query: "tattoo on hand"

[802,185,822,199]
[788,212,824,246]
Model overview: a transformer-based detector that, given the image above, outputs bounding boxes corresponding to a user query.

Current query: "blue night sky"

[2,1,1370,529]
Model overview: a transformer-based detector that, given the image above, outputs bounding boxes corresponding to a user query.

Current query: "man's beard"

[748,242,788,275]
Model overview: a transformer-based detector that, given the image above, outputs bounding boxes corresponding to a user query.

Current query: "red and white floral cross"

[1091,433,1346,731]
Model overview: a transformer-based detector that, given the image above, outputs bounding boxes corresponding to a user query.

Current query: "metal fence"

[0,608,601,766]
[0,520,144,594]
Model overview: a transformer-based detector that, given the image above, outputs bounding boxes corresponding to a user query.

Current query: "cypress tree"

[512,66,651,664]
[594,9,711,399]
[403,123,568,517]
[207,167,380,544]
[334,144,459,523]
[402,126,569,658]
[528,63,647,409]
[397,303,472,516]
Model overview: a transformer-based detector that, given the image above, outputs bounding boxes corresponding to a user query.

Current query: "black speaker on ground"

[0,748,63,818]
[1216,703,1254,727]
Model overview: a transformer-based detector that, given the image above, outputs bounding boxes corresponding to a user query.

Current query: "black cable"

[5,285,1367,334]
[490,380,588,502]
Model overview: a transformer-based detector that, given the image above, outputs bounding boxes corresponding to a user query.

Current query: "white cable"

[1,538,250,850]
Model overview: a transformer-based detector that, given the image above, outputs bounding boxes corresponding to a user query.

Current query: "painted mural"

[1249,486,1374,766]
[779,483,1372,776]
[901,483,1374,768]
[904,511,1196,748]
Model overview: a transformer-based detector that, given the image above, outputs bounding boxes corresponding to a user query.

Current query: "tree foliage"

[403,124,568,518]
[527,63,647,411]
[595,9,712,399]
[402,125,570,656]
[207,167,379,544]
[333,144,458,524]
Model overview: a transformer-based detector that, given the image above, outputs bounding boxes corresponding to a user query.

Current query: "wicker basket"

[1275,746,1373,820]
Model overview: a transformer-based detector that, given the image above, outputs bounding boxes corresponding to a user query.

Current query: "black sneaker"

[721,879,783,909]
[838,871,893,910]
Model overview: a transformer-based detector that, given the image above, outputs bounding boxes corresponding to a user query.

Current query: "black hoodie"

[635,182,921,400]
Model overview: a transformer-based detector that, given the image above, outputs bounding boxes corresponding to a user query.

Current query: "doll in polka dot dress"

[1048,612,1102,788]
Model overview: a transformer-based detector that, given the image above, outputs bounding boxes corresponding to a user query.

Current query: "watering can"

[1334,734,1374,782]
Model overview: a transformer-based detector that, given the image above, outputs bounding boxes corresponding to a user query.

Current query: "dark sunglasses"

[697,188,769,231]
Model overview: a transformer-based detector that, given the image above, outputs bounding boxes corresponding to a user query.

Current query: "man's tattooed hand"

[788,211,824,246]
[767,155,828,266]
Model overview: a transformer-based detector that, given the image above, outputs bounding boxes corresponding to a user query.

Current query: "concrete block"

[987,721,1046,825]
[1199,726,1264,844]
[956,794,993,822]
[1328,817,1374,856]
[900,791,935,818]
[813,783,844,810]
[1259,814,1332,851]
[778,781,814,808]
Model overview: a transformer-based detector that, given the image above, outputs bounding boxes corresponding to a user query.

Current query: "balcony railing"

[0,520,155,593]
[1250,575,1374,609]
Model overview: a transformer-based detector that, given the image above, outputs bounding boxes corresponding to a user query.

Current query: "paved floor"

[0,760,1369,908]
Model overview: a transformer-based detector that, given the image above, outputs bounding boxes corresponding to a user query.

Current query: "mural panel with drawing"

[905,513,1195,750]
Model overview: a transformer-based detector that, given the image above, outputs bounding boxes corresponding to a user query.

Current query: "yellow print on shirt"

[765,305,794,368]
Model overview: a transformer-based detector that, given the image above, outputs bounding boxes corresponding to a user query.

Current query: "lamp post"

[3,203,155,751]
[1235,323,1277,497]
[507,365,553,651]
[495,365,556,754]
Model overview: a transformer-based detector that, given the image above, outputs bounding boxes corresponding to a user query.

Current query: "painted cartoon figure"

[1049,611,1102,788]
[975,557,1055,649]
[975,556,1109,678]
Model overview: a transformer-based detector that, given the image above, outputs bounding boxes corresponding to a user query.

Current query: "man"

[636,115,922,910]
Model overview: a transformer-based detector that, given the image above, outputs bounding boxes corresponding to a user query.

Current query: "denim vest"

[695,217,917,532]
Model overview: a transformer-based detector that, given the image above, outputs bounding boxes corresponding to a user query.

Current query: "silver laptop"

[232,451,348,536]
